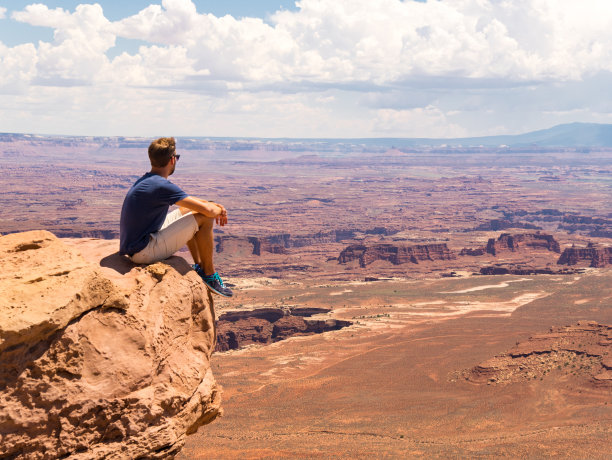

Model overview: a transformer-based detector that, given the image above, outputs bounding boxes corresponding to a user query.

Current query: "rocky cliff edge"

[0,231,221,459]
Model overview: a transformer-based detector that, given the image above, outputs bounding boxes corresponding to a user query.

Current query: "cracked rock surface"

[0,231,221,459]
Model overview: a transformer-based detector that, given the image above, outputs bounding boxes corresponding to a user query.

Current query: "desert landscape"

[2,132,612,458]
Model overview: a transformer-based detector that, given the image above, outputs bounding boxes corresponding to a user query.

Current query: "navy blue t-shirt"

[119,173,188,255]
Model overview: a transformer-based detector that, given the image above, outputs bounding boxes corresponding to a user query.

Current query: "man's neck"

[150,167,169,178]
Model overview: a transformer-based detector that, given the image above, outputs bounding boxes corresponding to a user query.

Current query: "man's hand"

[214,203,228,226]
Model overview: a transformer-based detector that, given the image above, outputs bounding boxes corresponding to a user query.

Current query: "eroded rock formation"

[216,307,351,351]
[338,242,456,267]
[459,247,486,256]
[486,232,561,255]
[466,321,612,386]
[0,231,221,459]
[215,227,399,256]
[557,243,612,267]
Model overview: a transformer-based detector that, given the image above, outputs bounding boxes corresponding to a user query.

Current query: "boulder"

[0,231,221,459]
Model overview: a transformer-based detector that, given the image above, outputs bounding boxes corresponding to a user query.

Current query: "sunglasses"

[173,154,181,161]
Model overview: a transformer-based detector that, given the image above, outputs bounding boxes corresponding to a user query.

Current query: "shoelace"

[213,272,225,287]
[202,271,225,286]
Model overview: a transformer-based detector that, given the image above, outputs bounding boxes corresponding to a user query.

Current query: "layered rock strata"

[216,307,351,352]
[557,243,612,267]
[486,232,561,255]
[467,321,612,386]
[215,227,399,256]
[338,243,456,267]
[0,231,221,459]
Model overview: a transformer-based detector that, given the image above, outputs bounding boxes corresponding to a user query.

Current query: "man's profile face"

[169,155,176,175]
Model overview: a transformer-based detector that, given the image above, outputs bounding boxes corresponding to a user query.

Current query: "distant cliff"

[0,231,220,459]
[338,242,456,267]
[467,321,612,387]
[557,244,612,267]
[216,307,351,351]
[486,232,561,255]
[216,227,399,256]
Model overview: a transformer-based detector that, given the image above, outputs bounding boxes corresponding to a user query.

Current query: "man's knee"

[194,213,214,229]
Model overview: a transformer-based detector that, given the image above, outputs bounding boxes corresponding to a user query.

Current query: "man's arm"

[176,196,228,225]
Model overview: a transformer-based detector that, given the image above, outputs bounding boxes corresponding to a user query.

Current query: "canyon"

[3,135,612,458]
[215,307,351,351]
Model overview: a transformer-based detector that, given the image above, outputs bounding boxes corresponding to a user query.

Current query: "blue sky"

[1,0,612,138]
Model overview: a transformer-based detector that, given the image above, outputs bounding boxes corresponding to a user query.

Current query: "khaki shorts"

[130,209,199,264]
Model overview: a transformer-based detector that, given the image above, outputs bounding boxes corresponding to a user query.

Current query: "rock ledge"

[0,231,221,459]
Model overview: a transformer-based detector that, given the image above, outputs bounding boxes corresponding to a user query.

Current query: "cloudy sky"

[1,0,612,138]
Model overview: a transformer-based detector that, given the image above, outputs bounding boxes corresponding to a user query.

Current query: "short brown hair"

[148,137,176,167]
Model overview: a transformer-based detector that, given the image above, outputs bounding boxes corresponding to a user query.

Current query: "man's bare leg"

[179,207,215,276]
[193,216,215,275]
[179,207,201,265]
[186,238,200,266]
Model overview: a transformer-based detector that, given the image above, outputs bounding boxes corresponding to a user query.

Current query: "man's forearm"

[176,196,222,217]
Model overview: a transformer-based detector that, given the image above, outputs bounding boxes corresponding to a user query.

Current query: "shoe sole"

[204,282,233,297]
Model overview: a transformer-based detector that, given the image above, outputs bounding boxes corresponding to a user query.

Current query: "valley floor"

[179,272,612,459]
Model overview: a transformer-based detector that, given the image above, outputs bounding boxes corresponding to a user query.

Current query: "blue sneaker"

[193,265,233,297]
[192,263,205,277]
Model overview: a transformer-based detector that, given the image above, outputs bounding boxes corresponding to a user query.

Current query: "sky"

[1,0,612,138]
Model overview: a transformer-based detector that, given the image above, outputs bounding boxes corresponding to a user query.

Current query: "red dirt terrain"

[178,271,612,459]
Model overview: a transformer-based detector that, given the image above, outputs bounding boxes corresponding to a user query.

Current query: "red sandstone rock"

[460,247,486,256]
[216,317,275,351]
[214,228,398,259]
[468,321,612,387]
[338,242,456,267]
[215,307,351,352]
[0,231,221,459]
[486,232,561,255]
[557,243,612,267]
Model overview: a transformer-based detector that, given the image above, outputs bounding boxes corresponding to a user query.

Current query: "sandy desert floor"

[178,272,612,459]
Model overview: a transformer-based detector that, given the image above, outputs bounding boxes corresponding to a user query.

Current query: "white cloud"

[9,0,612,89]
[0,7,6,19]
[11,4,114,83]
[107,0,612,90]
[0,42,38,93]
[372,106,467,138]
[3,0,612,137]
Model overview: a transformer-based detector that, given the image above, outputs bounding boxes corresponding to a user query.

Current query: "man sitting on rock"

[119,137,233,297]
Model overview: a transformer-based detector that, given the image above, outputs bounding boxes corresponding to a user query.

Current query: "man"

[119,137,232,297]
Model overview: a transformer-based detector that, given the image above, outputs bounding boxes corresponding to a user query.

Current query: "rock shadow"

[99,252,193,277]
[99,252,135,275]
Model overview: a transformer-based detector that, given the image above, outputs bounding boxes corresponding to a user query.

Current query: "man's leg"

[177,207,232,297]
[179,207,215,276]
[193,214,215,276]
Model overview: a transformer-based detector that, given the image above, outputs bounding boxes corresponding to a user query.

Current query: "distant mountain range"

[3,122,612,149]
[338,122,612,148]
